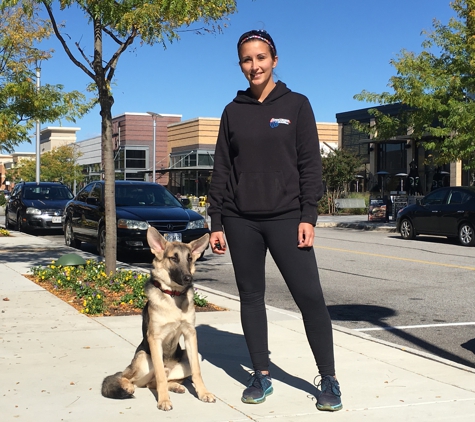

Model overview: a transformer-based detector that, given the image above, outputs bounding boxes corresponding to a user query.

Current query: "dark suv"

[63,180,210,256]
[5,182,74,232]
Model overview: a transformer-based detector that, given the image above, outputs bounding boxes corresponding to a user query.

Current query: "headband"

[238,30,276,53]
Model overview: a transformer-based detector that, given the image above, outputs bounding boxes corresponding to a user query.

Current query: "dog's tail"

[101,372,134,399]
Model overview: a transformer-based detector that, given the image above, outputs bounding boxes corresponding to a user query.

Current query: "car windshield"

[115,184,182,207]
[23,186,74,201]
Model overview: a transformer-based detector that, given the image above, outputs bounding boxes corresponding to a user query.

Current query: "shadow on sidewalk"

[328,304,475,369]
[196,325,318,397]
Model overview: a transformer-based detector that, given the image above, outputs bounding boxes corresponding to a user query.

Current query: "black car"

[396,186,475,246]
[63,180,210,256]
[5,182,74,232]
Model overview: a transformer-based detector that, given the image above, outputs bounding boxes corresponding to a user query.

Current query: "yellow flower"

[83,300,87,306]
[85,308,89,313]
[96,294,101,299]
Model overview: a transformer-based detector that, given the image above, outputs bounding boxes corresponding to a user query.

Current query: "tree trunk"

[94,18,116,275]
[101,100,117,275]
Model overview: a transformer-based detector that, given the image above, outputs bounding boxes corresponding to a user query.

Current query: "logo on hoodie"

[269,118,291,128]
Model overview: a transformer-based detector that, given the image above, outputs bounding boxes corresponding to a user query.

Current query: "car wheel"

[5,209,13,229]
[400,218,415,240]
[98,226,106,257]
[65,220,81,249]
[458,222,475,246]
[16,212,23,232]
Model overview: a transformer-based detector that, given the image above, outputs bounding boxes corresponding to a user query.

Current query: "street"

[37,226,475,369]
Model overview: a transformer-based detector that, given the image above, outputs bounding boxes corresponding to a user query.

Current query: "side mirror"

[86,197,99,206]
[180,198,190,207]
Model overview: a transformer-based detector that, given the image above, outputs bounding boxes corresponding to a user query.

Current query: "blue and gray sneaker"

[315,375,343,411]
[241,370,273,404]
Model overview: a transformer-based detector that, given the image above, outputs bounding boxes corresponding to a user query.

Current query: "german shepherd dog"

[101,227,215,411]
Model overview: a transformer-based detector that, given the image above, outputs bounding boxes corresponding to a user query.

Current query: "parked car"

[396,186,475,246]
[5,182,74,232]
[63,180,210,256]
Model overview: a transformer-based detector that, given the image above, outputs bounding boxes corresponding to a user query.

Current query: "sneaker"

[315,375,343,411]
[241,370,273,404]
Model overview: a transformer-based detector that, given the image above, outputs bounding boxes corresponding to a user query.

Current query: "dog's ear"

[189,233,210,260]
[147,226,168,255]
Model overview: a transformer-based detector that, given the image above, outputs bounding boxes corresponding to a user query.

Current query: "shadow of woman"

[196,324,318,398]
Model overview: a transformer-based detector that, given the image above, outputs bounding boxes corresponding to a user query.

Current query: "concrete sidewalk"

[1,229,474,421]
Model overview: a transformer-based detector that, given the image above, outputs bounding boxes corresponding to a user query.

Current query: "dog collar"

[151,279,187,297]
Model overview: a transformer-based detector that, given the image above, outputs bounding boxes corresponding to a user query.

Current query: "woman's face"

[239,40,278,92]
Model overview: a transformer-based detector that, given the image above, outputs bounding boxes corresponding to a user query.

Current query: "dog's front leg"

[183,327,216,403]
[148,336,173,411]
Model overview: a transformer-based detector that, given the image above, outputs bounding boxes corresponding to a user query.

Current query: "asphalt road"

[36,226,475,369]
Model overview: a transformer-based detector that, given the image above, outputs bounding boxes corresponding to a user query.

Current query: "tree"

[0,3,90,152]
[1,0,237,274]
[6,144,84,188]
[353,0,475,171]
[321,148,362,215]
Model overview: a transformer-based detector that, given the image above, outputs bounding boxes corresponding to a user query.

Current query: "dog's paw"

[158,399,173,411]
[168,382,186,394]
[199,391,216,403]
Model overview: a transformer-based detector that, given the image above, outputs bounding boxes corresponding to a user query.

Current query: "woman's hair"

[237,29,277,59]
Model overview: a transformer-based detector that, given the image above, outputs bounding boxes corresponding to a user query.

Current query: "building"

[336,104,465,195]
[75,112,181,185]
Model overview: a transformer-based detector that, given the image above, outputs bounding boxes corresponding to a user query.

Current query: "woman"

[207,29,342,412]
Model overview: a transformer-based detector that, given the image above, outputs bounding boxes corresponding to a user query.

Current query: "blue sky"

[14,0,456,152]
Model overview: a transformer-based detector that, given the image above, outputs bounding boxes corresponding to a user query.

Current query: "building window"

[341,122,370,163]
[378,143,407,174]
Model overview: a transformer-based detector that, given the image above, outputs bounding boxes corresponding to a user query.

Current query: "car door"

[438,189,471,236]
[412,188,449,234]
[7,184,22,224]
[82,182,104,240]
[70,183,94,238]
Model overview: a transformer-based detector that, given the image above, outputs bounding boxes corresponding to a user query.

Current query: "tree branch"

[104,28,137,82]
[42,1,95,81]
[102,26,124,46]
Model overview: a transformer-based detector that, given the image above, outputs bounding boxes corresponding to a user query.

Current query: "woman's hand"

[210,231,227,254]
[298,222,314,248]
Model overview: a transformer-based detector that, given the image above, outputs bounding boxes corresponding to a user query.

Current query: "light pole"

[146,111,163,183]
[35,61,41,183]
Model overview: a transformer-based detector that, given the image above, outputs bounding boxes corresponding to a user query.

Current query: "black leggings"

[223,216,335,376]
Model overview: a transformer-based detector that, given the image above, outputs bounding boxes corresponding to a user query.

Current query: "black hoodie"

[208,81,323,232]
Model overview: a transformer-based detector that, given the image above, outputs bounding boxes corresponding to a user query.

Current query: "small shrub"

[193,289,209,307]
[30,259,207,315]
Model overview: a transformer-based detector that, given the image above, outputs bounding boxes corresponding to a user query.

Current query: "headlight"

[117,219,149,230]
[187,219,208,230]
[26,207,42,215]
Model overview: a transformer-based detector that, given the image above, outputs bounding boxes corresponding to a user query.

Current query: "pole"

[147,112,163,184]
[152,117,156,183]
[35,64,41,183]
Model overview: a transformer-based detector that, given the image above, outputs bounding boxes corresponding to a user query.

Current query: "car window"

[76,183,94,203]
[23,187,39,200]
[90,183,103,203]
[449,190,473,205]
[422,189,448,205]
[47,186,74,200]
[116,184,182,207]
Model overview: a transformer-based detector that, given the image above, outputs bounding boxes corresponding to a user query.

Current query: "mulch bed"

[23,274,226,316]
